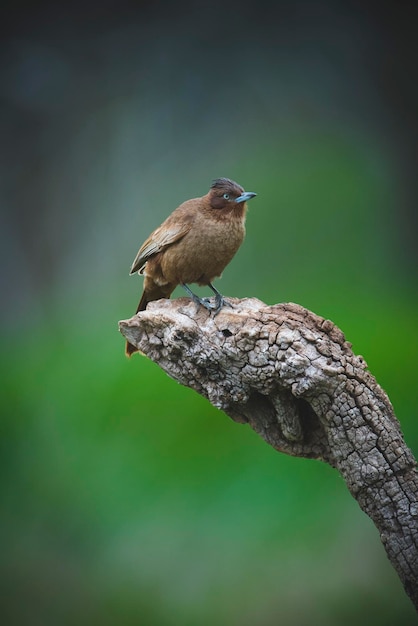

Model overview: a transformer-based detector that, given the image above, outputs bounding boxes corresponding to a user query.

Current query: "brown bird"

[126,177,256,356]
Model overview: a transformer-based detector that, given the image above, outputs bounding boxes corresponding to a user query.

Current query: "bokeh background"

[1,1,417,624]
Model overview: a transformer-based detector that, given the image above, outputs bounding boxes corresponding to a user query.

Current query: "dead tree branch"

[119,297,418,609]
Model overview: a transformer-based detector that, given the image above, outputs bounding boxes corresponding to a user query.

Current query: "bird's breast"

[160,211,246,285]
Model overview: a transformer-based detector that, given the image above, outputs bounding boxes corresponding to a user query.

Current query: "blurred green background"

[1,1,417,624]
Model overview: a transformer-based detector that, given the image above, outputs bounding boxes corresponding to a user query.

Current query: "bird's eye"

[223,193,230,200]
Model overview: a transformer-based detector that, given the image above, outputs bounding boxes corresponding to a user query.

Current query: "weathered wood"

[119,297,418,609]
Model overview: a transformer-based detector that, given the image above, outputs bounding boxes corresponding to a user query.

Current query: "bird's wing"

[129,222,191,274]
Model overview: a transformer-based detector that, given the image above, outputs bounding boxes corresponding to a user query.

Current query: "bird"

[125,177,256,356]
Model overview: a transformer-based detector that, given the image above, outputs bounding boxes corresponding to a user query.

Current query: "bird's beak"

[235,191,257,203]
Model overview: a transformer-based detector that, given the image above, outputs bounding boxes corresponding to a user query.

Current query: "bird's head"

[208,178,256,210]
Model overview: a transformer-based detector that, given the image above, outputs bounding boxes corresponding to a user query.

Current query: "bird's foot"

[202,295,233,316]
[207,282,233,315]
[188,293,210,311]
[201,296,213,307]
[181,283,232,316]
[182,284,212,312]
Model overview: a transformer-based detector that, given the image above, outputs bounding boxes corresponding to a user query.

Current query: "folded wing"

[129,222,192,275]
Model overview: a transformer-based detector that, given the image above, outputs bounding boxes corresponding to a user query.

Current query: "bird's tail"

[125,283,174,357]
[125,291,151,357]
[135,290,151,314]
[125,341,139,357]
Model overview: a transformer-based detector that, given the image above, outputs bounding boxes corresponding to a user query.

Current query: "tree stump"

[119,297,418,609]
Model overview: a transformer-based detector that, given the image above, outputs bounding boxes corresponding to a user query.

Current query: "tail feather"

[125,291,151,357]
[125,284,174,357]
[135,290,150,314]
[125,340,140,357]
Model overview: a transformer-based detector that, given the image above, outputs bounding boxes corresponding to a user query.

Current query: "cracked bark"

[119,297,418,609]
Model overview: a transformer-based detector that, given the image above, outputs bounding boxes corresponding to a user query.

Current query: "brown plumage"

[126,177,256,356]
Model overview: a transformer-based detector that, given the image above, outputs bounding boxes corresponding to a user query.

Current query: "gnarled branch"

[119,297,418,609]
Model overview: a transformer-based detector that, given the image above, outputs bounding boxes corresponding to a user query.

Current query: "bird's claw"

[182,284,232,316]
[199,297,218,312]
[201,295,232,316]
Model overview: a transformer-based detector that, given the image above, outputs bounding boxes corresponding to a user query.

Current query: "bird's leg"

[207,282,233,316]
[181,283,214,312]
[181,283,232,315]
